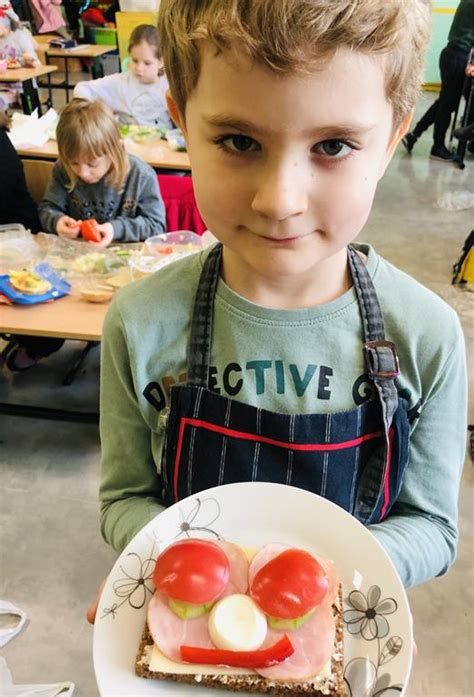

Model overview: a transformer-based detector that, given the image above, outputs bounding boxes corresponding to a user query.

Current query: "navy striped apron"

[160,244,410,525]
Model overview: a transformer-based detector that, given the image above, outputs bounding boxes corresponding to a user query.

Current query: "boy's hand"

[87,579,106,624]
[56,215,81,239]
[466,64,474,78]
[88,222,114,248]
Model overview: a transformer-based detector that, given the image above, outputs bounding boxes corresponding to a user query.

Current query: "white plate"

[94,482,412,696]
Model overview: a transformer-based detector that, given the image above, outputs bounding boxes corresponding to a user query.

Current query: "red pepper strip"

[180,634,294,669]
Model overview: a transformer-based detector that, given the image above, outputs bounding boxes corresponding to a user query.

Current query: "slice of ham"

[214,540,249,595]
[256,602,335,681]
[248,543,340,607]
[148,591,215,661]
[148,539,250,662]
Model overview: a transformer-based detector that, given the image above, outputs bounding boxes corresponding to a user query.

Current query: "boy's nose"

[251,162,308,221]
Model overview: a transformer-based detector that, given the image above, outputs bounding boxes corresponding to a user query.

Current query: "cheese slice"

[148,644,331,678]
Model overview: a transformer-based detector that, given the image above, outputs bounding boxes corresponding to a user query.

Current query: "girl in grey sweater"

[39,98,166,244]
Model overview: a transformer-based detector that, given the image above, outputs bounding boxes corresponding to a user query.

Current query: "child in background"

[73,24,173,129]
[0,4,39,109]
[95,0,467,605]
[0,110,41,232]
[39,98,166,245]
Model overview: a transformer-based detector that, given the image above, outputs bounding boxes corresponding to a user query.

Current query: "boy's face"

[172,45,407,306]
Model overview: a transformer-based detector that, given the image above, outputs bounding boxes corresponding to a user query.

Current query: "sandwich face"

[135,540,344,696]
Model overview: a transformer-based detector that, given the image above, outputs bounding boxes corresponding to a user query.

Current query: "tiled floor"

[1,93,473,696]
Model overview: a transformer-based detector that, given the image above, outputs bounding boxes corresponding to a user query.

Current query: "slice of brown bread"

[135,585,344,696]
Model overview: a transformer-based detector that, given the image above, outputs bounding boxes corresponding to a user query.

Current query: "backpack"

[452,230,474,287]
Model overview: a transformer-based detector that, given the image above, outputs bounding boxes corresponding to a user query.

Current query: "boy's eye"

[313,140,352,158]
[219,135,260,153]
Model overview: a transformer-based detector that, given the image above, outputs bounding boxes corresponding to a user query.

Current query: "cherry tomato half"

[80,219,101,243]
[250,549,328,619]
[153,539,230,604]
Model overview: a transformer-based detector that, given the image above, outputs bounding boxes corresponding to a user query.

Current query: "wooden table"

[0,293,108,422]
[45,44,119,102]
[0,64,57,115]
[1,292,107,342]
[17,137,192,172]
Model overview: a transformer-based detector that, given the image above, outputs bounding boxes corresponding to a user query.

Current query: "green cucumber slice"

[168,597,214,620]
[266,607,315,631]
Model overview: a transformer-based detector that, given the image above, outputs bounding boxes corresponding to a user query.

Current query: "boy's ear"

[379,109,414,179]
[166,89,186,134]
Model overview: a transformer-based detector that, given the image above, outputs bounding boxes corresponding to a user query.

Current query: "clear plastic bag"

[0,225,42,274]
[35,234,140,294]
[437,190,474,211]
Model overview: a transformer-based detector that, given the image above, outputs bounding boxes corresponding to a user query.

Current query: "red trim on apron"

[380,428,395,520]
[173,415,393,503]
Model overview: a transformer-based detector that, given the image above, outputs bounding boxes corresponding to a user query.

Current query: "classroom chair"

[157,174,207,236]
[22,158,55,204]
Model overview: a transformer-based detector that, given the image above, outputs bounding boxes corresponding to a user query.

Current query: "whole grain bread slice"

[135,585,344,696]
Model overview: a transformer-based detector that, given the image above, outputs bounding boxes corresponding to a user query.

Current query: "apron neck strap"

[347,246,400,383]
[187,243,223,387]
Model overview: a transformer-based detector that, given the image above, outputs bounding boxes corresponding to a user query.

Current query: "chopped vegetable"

[168,597,214,620]
[180,634,294,668]
[80,219,101,243]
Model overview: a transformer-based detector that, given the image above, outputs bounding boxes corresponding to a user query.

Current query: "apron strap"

[347,245,401,522]
[187,243,222,386]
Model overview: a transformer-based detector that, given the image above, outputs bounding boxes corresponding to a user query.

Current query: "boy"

[98,0,467,594]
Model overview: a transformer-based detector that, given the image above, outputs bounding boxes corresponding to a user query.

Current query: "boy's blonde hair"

[57,98,129,192]
[158,0,431,125]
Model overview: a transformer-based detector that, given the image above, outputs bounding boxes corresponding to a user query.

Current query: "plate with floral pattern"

[94,481,412,696]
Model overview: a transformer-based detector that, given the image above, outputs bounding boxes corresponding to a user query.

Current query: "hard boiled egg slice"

[208,594,267,652]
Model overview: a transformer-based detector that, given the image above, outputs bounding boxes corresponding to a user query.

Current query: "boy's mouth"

[259,232,314,244]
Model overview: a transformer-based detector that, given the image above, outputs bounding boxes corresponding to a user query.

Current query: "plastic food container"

[144,231,202,258]
[129,255,168,279]
[130,232,202,278]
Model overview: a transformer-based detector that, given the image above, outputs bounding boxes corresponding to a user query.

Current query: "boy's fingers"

[86,579,106,625]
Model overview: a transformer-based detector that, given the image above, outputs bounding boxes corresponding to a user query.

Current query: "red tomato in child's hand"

[80,219,101,243]
[250,549,328,619]
[153,539,230,604]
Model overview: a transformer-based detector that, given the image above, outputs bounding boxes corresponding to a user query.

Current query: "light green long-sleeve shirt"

[99,244,467,588]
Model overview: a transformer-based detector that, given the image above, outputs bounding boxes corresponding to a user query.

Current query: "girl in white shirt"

[0,6,39,109]
[74,24,174,129]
